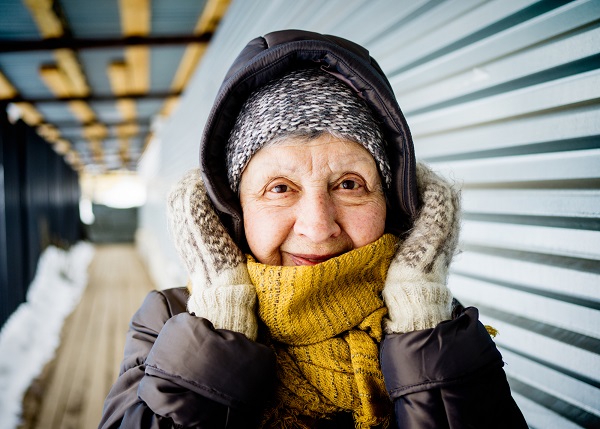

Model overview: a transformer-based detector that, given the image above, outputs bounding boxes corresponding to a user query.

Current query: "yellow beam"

[53,138,72,155]
[69,100,96,123]
[0,71,18,99]
[108,61,129,95]
[194,0,231,34]
[89,139,105,164]
[108,60,138,121]
[13,103,44,125]
[160,96,180,117]
[125,46,149,94]
[119,0,150,94]
[163,0,230,116]
[119,0,150,36]
[83,123,108,140]
[117,99,136,122]
[116,122,138,138]
[65,149,83,170]
[37,123,61,142]
[40,64,72,97]
[22,0,64,38]
[170,44,206,93]
[54,49,89,96]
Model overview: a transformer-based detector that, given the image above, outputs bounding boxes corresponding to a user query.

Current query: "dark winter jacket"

[99,288,526,428]
[100,30,527,428]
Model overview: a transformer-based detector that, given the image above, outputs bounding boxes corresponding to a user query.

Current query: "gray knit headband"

[225,68,391,193]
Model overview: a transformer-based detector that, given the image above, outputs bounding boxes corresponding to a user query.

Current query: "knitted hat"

[225,68,391,193]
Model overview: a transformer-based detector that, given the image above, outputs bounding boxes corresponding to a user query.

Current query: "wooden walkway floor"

[21,244,155,429]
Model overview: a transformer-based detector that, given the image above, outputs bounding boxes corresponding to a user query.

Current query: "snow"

[0,242,95,429]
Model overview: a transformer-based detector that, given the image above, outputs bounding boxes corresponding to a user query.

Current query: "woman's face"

[239,134,387,266]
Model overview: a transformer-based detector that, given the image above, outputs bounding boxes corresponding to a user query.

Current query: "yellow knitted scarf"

[247,234,399,428]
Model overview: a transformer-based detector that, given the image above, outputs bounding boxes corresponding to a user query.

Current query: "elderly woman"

[100,30,527,429]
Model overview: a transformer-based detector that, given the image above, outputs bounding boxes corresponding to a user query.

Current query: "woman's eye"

[340,179,360,190]
[271,184,289,193]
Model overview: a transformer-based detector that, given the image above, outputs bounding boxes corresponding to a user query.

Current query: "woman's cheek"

[244,205,291,265]
[342,202,386,247]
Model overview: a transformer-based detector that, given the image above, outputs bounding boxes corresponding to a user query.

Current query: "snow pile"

[0,242,95,429]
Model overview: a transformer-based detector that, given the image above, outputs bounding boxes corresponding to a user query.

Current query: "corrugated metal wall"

[138,1,600,427]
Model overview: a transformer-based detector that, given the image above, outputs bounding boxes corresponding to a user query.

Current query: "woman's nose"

[294,192,341,242]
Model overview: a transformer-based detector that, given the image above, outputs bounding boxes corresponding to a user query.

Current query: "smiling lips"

[288,252,342,266]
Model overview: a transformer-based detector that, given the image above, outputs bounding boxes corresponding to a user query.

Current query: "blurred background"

[0,0,598,428]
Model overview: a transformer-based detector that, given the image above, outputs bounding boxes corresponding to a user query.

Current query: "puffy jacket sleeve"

[99,289,276,429]
[380,307,528,429]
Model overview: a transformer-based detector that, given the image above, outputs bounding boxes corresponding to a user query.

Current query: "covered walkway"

[21,245,154,429]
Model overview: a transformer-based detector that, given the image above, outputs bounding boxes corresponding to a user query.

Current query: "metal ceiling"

[0,0,230,174]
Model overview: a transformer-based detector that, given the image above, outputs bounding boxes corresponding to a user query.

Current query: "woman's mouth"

[287,253,340,266]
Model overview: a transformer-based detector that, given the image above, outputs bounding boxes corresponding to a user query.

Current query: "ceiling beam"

[0,33,212,53]
[0,71,18,99]
[39,64,72,96]
[119,0,150,36]
[53,49,89,96]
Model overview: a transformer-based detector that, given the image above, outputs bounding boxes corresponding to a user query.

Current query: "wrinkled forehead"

[240,134,381,183]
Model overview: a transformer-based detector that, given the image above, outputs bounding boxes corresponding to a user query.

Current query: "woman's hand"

[383,164,461,334]
[167,169,258,340]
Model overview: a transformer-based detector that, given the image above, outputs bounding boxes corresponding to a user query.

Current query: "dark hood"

[200,29,419,249]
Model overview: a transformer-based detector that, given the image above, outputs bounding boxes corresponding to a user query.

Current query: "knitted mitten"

[167,169,258,340]
[383,163,461,334]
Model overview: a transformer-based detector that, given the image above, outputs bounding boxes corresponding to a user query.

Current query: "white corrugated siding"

[138,1,600,427]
